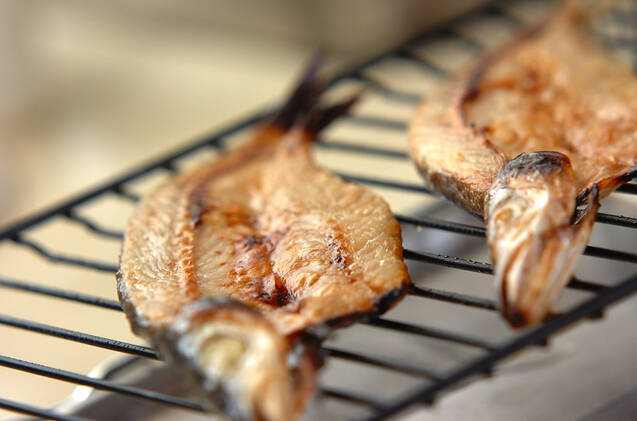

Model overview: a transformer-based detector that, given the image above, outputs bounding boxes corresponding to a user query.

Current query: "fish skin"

[409,74,507,218]
[118,62,410,420]
[410,0,636,327]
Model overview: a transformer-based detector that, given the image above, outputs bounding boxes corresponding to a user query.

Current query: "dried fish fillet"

[118,59,410,420]
[410,0,637,326]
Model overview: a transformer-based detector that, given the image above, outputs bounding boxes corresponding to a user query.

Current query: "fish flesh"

[118,58,410,421]
[410,0,637,326]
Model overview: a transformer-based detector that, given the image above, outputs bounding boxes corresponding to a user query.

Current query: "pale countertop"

[0,1,635,420]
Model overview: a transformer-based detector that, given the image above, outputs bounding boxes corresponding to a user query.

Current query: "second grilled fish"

[410,0,636,326]
[118,59,410,420]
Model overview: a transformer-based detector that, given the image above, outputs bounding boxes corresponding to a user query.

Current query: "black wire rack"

[1,1,636,420]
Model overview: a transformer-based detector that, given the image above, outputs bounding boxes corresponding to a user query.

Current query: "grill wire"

[1,1,637,420]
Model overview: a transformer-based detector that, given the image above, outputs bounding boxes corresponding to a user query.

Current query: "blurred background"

[0,0,489,226]
[0,1,635,420]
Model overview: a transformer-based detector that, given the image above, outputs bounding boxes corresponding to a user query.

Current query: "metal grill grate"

[1,1,636,420]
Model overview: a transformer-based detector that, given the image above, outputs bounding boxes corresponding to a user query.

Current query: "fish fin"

[573,183,600,224]
[158,297,316,421]
[304,90,363,136]
[486,151,599,327]
[578,165,637,200]
[618,166,637,184]
[271,53,324,131]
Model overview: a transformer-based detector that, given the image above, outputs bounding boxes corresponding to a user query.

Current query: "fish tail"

[157,297,317,421]
[270,52,362,137]
[304,89,363,136]
[485,152,600,327]
[271,53,325,131]
[579,165,637,200]
[574,183,600,224]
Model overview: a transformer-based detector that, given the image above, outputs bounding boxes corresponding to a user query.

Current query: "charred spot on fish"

[506,308,527,328]
[327,234,347,269]
[244,234,260,249]
[241,234,276,256]
[373,285,408,315]
[497,151,571,179]
[573,184,599,224]
[248,288,271,302]
[248,277,295,308]
[326,234,348,269]
[315,284,408,334]
[243,234,263,248]
[246,279,270,302]
[332,254,345,269]
[618,166,637,183]
[276,287,294,307]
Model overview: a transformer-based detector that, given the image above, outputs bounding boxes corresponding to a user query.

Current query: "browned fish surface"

[410,0,637,326]
[118,61,410,421]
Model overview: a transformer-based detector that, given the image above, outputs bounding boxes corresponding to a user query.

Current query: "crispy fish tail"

[485,152,600,327]
[271,53,324,131]
[158,298,317,421]
[585,166,637,200]
[305,90,362,136]
[269,54,361,143]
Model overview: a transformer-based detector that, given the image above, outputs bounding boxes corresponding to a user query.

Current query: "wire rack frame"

[0,1,636,420]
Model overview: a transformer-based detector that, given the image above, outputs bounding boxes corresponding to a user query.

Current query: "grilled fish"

[118,59,410,421]
[410,0,637,326]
